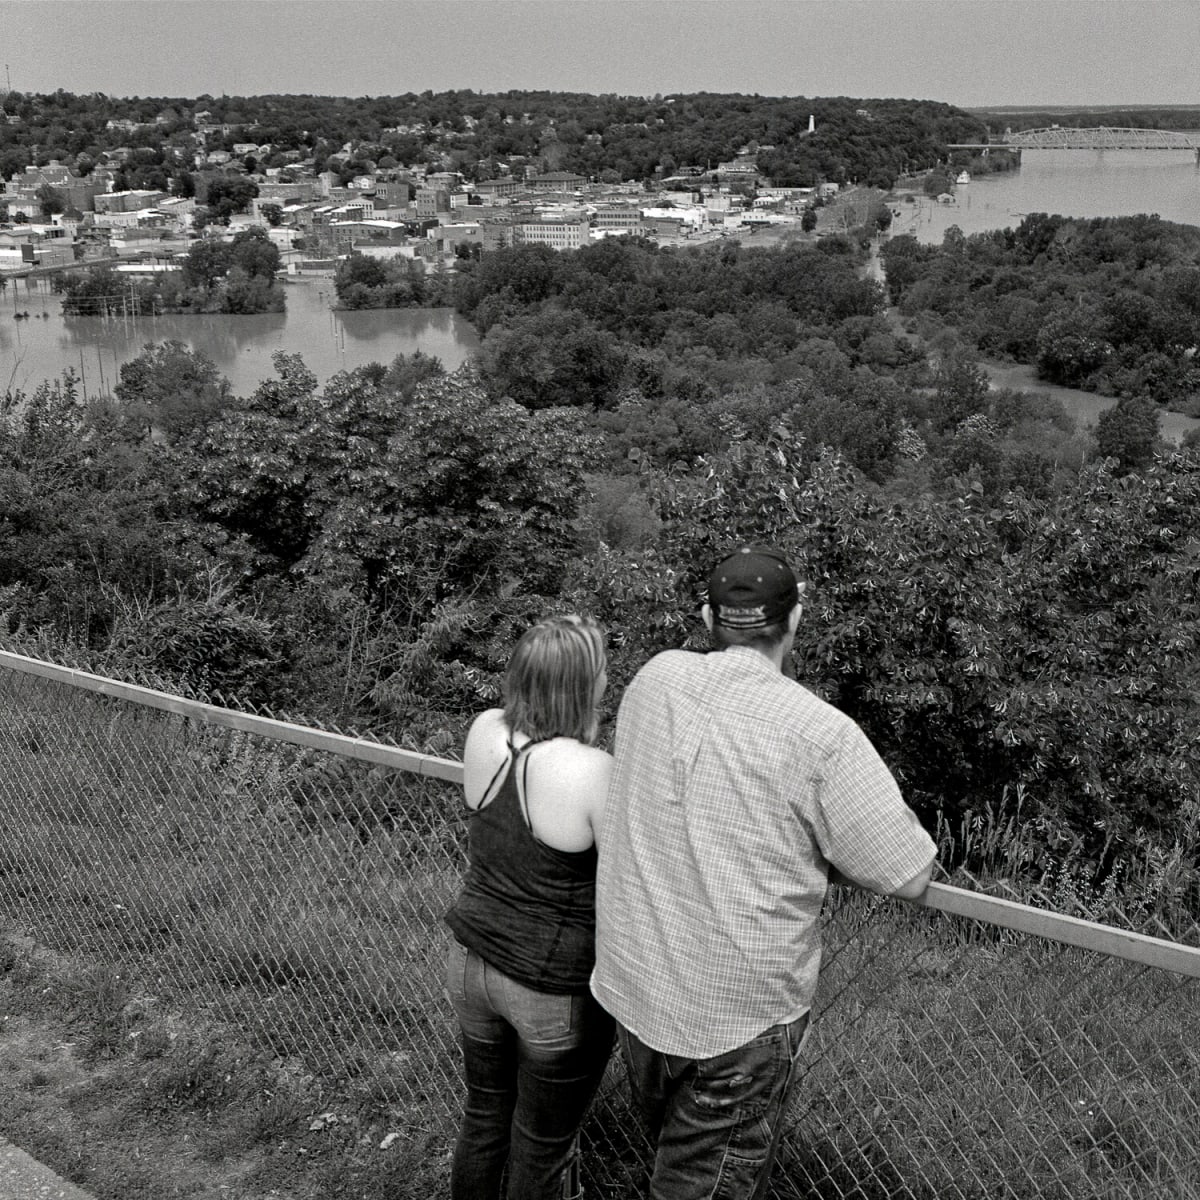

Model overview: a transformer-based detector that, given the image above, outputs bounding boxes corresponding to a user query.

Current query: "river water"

[877,149,1200,443]
[1,275,480,399]
[894,148,1200,244]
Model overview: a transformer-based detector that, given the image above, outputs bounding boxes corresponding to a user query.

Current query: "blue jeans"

[618,1014,810,1200]
[446,938,614,1200]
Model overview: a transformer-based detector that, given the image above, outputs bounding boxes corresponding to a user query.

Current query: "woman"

[445,614,614,1200]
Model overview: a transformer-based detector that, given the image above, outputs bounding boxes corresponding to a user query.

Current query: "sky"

[2,0,1198,109]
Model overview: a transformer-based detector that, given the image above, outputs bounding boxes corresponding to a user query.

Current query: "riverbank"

[981,358,1200,445]
[868,225,1200,447]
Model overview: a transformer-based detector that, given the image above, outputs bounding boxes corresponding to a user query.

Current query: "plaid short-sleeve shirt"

[592,646,935,1059]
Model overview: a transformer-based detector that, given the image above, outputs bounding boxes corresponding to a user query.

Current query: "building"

[474,178,521,203]
[431,222,484,254]
[94,190,167,215]
[641,206,706,238]
[527,172,586,193]
[590,206,645,236]
[3,161,105,215]
[415,187,452,219]
[254,180,320,207]
[714,156,760,185]
[0,226,77,272]
[512,215,590,251]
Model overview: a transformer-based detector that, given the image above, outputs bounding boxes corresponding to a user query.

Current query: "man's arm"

[829,858,934,900]
[813,722,937,899]
[890,860,934,900]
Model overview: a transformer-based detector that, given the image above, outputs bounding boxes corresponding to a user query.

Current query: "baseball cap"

[706,546,800,629]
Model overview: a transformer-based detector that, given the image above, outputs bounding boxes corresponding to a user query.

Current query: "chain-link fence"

[0,650,1197,1199]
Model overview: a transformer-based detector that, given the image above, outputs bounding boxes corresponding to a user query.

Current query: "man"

[592,546,936,1199]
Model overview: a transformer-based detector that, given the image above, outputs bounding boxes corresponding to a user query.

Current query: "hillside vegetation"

[2,214,1199,908]
[0,88,988,190]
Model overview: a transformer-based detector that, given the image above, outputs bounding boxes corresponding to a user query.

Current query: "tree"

[36,183,65,217]
[182,239,232,290]
[333,254,426,309]
[930,352,990,433]
[204,175,258,216]
[477,309,626,411]
[0,371,187,645]
[585,445,1200,871]
[1036,307,1113,387]
[923,169,952,197]
[801,207,818,233]
[228,226,281,280]
[171,353,324,571]
[1095,395,1161,472]
[114,341,233,440]
[306,369,599,603]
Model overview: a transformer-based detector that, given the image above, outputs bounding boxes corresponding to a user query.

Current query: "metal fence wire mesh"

[0,653,1197,1200]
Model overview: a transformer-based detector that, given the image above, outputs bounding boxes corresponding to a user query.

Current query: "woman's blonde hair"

[503,614,606,746]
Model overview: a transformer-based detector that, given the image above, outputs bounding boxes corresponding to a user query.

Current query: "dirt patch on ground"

[0,931,449,1200]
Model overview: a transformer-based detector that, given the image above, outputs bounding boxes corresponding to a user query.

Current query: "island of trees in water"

[55,227,285,315]
[2,211,1198,925]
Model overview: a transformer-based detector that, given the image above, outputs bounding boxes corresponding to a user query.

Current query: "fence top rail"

[0,649,465,784]
[913,882,1200,980]
[5,649,1198,979]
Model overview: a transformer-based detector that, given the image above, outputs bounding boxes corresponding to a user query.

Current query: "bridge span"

[948,127,1200,158]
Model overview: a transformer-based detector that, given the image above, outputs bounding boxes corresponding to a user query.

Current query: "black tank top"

[445,738,599,994]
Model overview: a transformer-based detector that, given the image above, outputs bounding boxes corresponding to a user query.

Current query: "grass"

[1,667,1198,1199]
[0,929,455,1199]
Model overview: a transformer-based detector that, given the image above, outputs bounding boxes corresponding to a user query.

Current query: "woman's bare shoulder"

[465,708,507,748]
[540,739,612,785]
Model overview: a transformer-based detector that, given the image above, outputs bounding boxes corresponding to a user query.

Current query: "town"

[0,103,843,281]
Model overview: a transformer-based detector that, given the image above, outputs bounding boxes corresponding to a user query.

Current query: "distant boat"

[956,170,971,185]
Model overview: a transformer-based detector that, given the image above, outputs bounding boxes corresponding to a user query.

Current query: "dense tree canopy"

[881,215,1200,413]
[333,253,428,309]
[60,228,284,316]
[1,88,991,187]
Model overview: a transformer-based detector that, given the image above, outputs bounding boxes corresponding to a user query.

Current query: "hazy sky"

[2,0,1198,108]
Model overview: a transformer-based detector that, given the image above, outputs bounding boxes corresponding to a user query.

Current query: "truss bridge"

[948,127,1200,157]
[1007,126,1200,150]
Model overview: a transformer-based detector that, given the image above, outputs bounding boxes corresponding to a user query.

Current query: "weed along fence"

[0,649,1198,1199]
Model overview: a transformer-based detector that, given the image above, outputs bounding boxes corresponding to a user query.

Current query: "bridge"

[948,126,1200,157]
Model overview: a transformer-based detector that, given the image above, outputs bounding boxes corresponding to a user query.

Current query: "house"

[714,157,759,184]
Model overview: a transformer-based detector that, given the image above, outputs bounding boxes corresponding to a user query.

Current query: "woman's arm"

[462,709,508,810]
[583,750,613,846]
